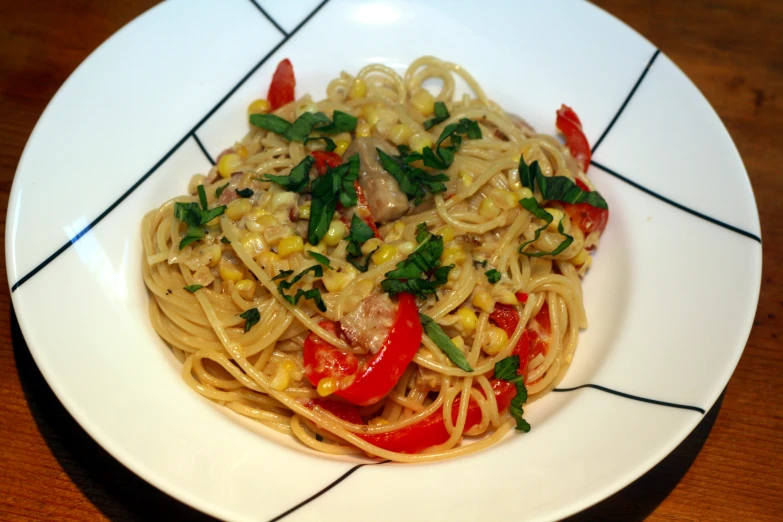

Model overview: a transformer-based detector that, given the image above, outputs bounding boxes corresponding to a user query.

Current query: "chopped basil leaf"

[518,198,573,257]
[307,155,360,245]
[239,308,261,332]
[304,136,337,152]
[494,355,531,432]
[249,113,291,134]
[381,224,453,299]
[347,248,377,273]
[314,110,358,134]
[220,236,230,244]
[427,118,482,169]
[376,147,448,205]
[272,270,294,281]
[473,259,488,268]
[215,184,229,198]
[415,222,429,242]
[184,284,203,293]
[485,269,501,284]
[275,265,327,312]
[419,313,473,372]
[197,184,208,210]
[308,250,332,269]
[262,156,315,193]
[283,111,332,142]
[236,188,253,198]
[173,199,227,249]
[423,101,449,130]
[315,433,324,442]
[346,214,376,269]
[520,158,608,210]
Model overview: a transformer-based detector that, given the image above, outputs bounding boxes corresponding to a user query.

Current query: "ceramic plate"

[6,0,762,520]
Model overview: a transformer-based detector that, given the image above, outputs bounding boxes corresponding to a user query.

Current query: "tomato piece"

[311,151,343,175]
[490,303,551,380]
[556,104,591,172]
[515,292,528,303]
[267,58,295,110]
[308,398,364,425]
[302,293,421,406]
[562,176,609,237]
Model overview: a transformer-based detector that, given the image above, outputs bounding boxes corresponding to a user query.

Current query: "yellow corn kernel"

[372,244,398,265]
[218,153,243,179]
[494,190,518,210]
[544,207,565,231]
[256,251,281,270]
[515,187,534,201]
[361,237,383,255]
[369,417,389,426]
[240,231,265,256]
[324,220,347,246]
[409,132,433,154]
[512,154,521,164]
[451,335,465,350]
[317,377,339,397]
[410,89,435,116]
[363,105,380,127]
[497,292,519,305]
[356,279,375,297]
[438,226,455,243]
[235,143,248,159]
[278,235,304,257]
[483,326,509,355]
[235,279,257,300]
[397,241,416,255]
[456,308,477,334]
[334,139,350,156]
[355,121,372,138]
[201,244,222,267]
[248,206,269,220]
[225,198,253,220]
[571,248,590,266]
[247,98,271,114]
[440,247,466,266]
[458,170,474,187]
[348,77,367,100]
[479,198,500,219]
[392,222,406,236]
[388,124,413,145]
[219,261,243,282]
[270,365,290,391]
[323,271,350,292]
[472,290,495,314]
[270,192,296,212]
[256,214,281,228]
[298,202,311,219]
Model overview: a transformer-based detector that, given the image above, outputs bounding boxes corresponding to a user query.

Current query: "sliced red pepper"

[556,104,591,172]
[311,150,343,175]
[311,379,516,454]
[490,303,551,379]
[303,293,421,406]
[515,292,529,303]
[562,178,609,237]
[267,58,295,110]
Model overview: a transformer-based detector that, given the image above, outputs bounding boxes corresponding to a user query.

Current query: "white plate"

[6,0,762,520]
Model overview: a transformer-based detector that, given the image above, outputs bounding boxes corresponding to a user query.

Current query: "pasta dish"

[141,56,609,462]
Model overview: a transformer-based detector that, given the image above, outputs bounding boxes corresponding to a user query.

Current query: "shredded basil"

[419,313,473,372]
[304,136,336,152]
[275,265,327,312]
[518,198,573,257]
[485,269,501,284]
[381,223,454,299]
[494,355,531,432]
[248,113,291,134]
[308,251,332,269]
[520,159,608,210]
[183,284,203,293]
[239,308,261,332]
[236,188,253,198]
[423,101,449,130]
[215,184,229,198]
[173,187,227,249]
[376,147,449,205]
[262,156,315,193]
[307,154,359,245]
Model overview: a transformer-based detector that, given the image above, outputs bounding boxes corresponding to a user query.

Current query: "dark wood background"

[1,1,781,520]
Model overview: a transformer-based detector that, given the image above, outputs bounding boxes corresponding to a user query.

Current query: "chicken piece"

[339,294,396,354]
[343,137,409,224]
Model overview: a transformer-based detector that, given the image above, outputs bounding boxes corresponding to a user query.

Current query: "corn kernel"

[200,244,222,267]
[256,251,281,271]
[278,235,304,257]
[247,98,271,114]
[494,190,518,210]
[299,202,311,219]
[256,214,281,228]
[235,143,248,159]
[409,132,433,154]
[388,124,413,145]
[369,417,389,426]
[235,279,257,300]
[451,335,465,350]
[441,247,466,266]
[393,222,406,236]
[437,226,455,244]
[218,153,243,179]
[270,192,296,212]
[410,89,435,116]
[515,187,534,201]
[317,377,339,397]
[372,244,398,265]
[479,198,500,219]
[334,139,350,156]
[356,279,375,297]
[544,207,565,231]
[483,326,509,355]
[456,308,477,334]
[323,270,350,292]
[324,220,347,246]
[397,241,416,255]
[459,170,474,187]
[219,261,243,282]
[472,290,495,314]
[571,249,590,266]
[497,292,519,305]
[363,105,380,126]
[280,359,297,373]
[356,121,372,138]
[270,365,290,391]
[348,78,367,100]
[226,198,253,220]
[240,231,265,256]
[361,237,383,255]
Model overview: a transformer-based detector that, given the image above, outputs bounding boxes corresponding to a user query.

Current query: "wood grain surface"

[1,1,781,520]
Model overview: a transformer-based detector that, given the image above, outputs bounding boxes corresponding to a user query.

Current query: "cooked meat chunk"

[340,294,396,354]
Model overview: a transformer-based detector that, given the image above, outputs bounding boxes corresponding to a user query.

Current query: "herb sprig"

[380,223,454,299]
[494,355,531,432]
[173,185,227,249]
[272,265,327,312]
[419,313,473,372]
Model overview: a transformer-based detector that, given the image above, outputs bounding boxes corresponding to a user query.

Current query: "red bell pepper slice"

[562,178,609,237]
[490,303,550,379]
[303,293,421,406]
[310,379,516,454]
[267,58,296,110]
[311,150,343,175]
[556,104,591,172]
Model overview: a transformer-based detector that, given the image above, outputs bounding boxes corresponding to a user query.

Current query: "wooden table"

[1,1,781,520]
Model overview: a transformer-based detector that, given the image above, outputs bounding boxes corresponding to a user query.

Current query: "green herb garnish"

[380,223,454,299]
[376,147,449,205]
[304,136,337,152]
[173,185,227,249]
[183,284,203,293]
[236,188,253,198]
[307,154,359,245]
[423,101,449,130]
[249,110,357,141]
[485,269,501,284]
[274,265,327,312]
[520,159,607,210]
[239,308,261,332]
[261,155,315,193]
[494,355,531,432]
[215,184,229,198]
[248,113,291,134]
[308,251,332,269]
[518,197,573,257]
[283,111,332,142]
[419,313,473,372]
[311,110,358,134]
[220,236,230,244]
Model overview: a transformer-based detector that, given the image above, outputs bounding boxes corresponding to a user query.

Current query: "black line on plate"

[248,0,289,36]
[268,461,389,521]
[192,132,215,165]
[591,49,661,154]
[10,0,333,293]
[553,384,706,414]
[591,160,761,243]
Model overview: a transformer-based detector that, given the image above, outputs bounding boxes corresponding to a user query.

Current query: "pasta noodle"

[142,56,608,462]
